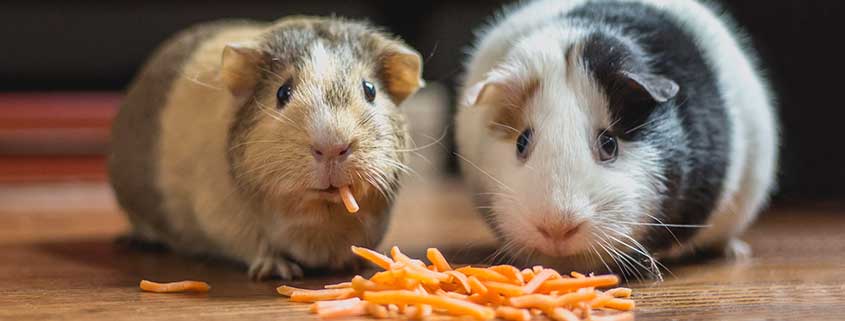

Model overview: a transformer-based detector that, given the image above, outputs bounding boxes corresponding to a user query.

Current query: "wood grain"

[1,181,843,320]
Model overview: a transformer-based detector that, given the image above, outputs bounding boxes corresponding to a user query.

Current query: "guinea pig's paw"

[248,256,304,280]
[724,238,752,261]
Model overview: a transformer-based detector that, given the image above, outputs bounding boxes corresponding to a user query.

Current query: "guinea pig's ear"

[378,43,424,105]
[618,71,679,103]
[464,75,537,138]
[220,41,267,99]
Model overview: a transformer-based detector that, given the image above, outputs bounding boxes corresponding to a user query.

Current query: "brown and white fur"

[109,17,424,280]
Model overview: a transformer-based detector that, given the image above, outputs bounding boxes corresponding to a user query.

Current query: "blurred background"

[1,0,843,205]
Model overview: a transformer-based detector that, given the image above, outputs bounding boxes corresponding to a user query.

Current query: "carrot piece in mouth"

[339,185,359,214]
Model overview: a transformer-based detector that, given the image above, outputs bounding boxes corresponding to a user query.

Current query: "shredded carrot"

[550,307,580,321]
[456,266,511,283]
[139,280,210,293]
[522,269,556,294]
[483,281,524,297]
[290,288,357,303]
[467,275,488,295]
[603,298,636,311]
[604,287,633,298]
[364,290,495,320]
[309,298,361,313]
[278,285,309,296]
[339,185,359,214]
[277,245,634,320]
[351,246,394,270]
[317,301,368,319]
[521,268,535,282]
[537,275,620,293]
[365,302,389,319]
[489,265,525,285]
[324,282,352,289]
[426,248,453,271]
[495,306,532,321]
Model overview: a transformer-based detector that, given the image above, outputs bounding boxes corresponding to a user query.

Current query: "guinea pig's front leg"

[247,242,303,280]
[722,238,752,261]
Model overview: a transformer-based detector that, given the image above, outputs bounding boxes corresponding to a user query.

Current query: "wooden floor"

[1,181,844,321]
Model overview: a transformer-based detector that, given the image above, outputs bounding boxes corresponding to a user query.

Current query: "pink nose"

[311,143,351,161]
[537,223,582,242]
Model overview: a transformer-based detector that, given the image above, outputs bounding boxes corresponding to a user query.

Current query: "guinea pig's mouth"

[309,185,343,202]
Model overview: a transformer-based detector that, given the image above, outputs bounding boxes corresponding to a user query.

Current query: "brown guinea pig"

[109,16,424,280]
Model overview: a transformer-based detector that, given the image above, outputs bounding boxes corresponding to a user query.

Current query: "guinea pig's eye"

[362,80,376,103]
[516,128,533,161]
[597,131,619,163]
[276,83,293,108]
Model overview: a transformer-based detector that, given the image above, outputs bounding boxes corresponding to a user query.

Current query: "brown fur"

[109,16,423,279]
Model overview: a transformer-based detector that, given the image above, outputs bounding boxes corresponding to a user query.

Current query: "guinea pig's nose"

[537,222,583,242]
[311,143,351,162]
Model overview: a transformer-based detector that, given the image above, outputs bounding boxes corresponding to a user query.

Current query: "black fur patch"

[568,2,731,256]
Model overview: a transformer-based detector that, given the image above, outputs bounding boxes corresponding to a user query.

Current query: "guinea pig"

[455,0,778,279]
[109,16,424,280]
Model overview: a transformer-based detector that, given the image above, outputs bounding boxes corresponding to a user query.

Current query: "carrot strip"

[309,298,361,313]
[139,280,210,293]
[290,288,357,303]
[467,276,488,295]
[570,271,586,279]
[522,269,555,294]
[456,266,511,283]
[489,265,524,285]
[603,298,636,311]
[537,275,619,293]
[549,307,580,321]
[444,271,471,293]
[324,282,352,289]
[556,291,598,306]
[443,292,469,300]
[508,294,559,311]
[317,301,368,319]
[592,312,635,321]
[483,281,524,297]
[366,303,389,319]
[495,306,531,321]
[426,248,453,271]
[590,294,615,308]
[339,185,359,214]
[521,268,535,282]
[350,246,394,270]
[277,285,308,297]
[604,287,633,298]
[363,290,495,320]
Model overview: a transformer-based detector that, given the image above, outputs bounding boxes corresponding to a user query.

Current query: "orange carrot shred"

[604,287,633,298]
[467,275,488,295]
[140,280,210,293]
[339,185,359,214]
[290,288,357,303]
[603,298,636,311]
[426,248,453,272]
[456,266,511,283]
[444,270,471,293]
[522,269,555,294]
[351,246,394,270]
[495,306,531,321]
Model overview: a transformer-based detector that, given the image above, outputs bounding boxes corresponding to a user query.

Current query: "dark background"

[1,1,843,203]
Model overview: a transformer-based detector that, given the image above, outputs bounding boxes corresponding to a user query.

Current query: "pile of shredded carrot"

[278,246,635,321]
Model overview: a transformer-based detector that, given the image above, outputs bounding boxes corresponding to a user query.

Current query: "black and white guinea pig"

[455,0,778,279]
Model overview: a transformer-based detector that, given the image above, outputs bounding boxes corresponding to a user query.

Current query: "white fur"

[455,0,778,267]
